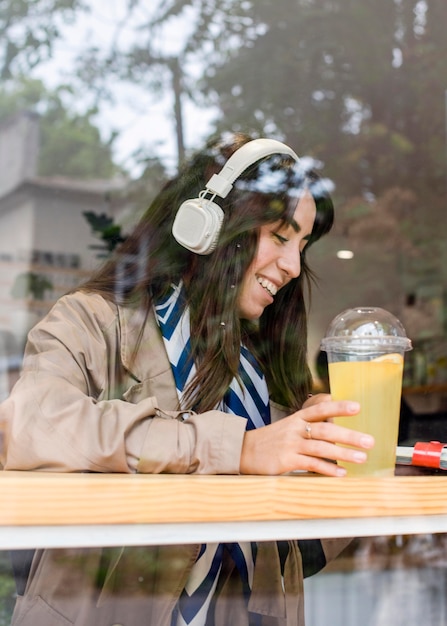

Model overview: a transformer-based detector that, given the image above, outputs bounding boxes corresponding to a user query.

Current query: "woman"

[1,132,373,626]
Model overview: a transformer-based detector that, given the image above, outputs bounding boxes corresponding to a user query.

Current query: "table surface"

[1,471,447,549]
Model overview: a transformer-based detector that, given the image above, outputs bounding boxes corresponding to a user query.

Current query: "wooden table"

[1,471,447,549]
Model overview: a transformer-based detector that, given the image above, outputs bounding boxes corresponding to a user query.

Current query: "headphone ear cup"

[172,198,224,255]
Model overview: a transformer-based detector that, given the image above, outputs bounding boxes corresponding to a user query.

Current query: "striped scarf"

[154,282,271,626]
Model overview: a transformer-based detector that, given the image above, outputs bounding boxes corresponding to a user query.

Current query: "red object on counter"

[412,441,447,469]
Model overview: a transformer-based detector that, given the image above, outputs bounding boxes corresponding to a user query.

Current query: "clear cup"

[321,307,412,476]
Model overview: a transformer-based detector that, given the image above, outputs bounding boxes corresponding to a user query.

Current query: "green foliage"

[0,0,87,79]
[68,0,447,206]
[10,272,53,301]
[196,0,447,201]
[38,99,120,179]
[0,77,121,178]
[0,551,15,626]
[3,1,447,248]
[83,211,125,256]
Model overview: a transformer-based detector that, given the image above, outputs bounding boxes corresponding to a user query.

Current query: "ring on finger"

[305,422,312,440]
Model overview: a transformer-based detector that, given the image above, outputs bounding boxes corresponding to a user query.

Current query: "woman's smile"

[256,275,278,297]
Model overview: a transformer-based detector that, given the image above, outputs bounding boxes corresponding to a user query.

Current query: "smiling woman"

[1,132,375,626]
[1,1,446,624]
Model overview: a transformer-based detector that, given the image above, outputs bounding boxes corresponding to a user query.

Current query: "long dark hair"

[79,132,334,411]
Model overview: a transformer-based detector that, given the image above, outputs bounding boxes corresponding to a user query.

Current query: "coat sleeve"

[1,293,246,474]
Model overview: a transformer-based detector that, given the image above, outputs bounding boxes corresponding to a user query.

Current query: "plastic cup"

[321,307,412,477]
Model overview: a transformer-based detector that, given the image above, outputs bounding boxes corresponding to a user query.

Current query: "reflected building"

[0,111,130,397]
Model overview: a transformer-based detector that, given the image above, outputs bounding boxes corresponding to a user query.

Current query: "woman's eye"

[273,232,288,244]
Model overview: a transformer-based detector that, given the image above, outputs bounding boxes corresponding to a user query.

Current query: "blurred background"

[0,2,447,622]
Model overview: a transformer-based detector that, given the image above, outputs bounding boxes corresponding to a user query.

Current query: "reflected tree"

[64,1,447,203]
[0,0,87,79]
[196,0,447,199]
[3,1,447,198]
[2,1,447,311]
[70,1,272,169]
[0,77,121,178]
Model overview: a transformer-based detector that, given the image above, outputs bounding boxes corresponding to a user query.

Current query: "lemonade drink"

[321,307,412,476]
[329,354,404,476]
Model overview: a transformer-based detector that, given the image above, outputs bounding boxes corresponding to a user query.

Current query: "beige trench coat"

[1,292,350,626]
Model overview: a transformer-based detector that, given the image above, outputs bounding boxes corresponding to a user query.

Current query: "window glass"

[0,2,446,625]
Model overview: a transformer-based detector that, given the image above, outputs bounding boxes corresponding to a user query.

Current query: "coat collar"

[116,296,171,383]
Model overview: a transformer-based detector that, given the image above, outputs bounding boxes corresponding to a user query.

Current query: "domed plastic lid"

[321,307,412,354]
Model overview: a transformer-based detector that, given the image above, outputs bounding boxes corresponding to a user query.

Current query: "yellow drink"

[329,354,404,476]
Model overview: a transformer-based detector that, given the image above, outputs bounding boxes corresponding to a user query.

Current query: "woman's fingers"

[302,418,374,451]
[299,399,361,423]
[239,399,375,476]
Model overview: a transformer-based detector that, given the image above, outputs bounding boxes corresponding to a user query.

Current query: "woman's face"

[237,191,316,320]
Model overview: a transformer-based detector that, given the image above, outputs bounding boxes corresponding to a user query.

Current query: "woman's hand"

[239,398,374,476]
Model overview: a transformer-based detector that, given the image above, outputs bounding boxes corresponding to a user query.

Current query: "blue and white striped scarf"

[154,281,271,626]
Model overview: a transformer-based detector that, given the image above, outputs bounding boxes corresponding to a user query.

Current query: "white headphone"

[171,138,299,254]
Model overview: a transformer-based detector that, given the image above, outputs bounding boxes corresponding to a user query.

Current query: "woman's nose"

[278,249,301,278]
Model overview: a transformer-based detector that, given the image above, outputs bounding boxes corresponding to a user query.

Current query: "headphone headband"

[172,137,299,254]
[205,138,299,198]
